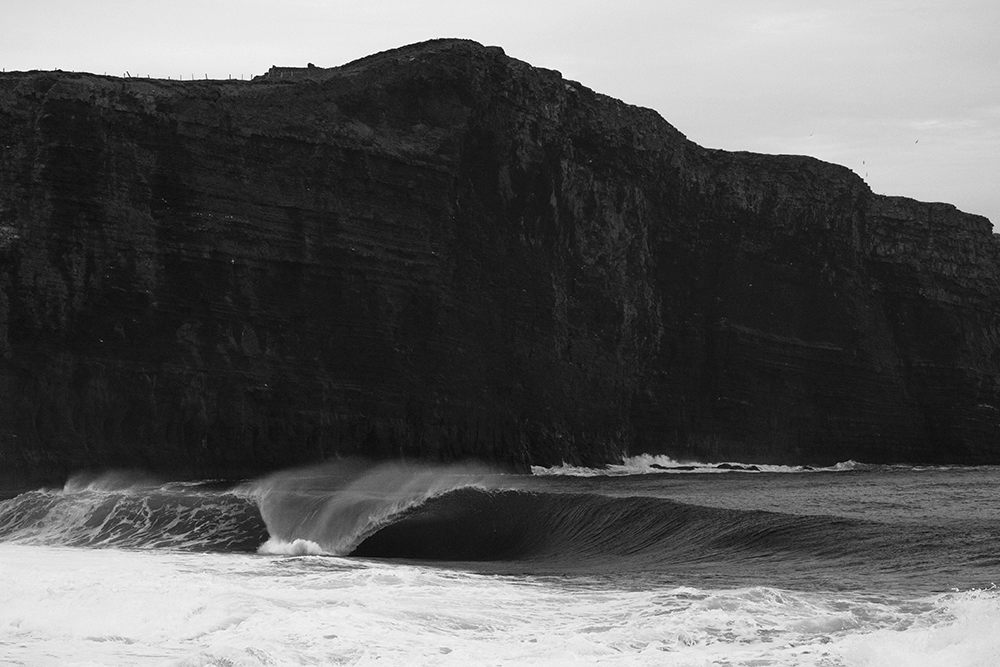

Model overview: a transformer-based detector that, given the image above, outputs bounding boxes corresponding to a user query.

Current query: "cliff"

[2,39,999,482]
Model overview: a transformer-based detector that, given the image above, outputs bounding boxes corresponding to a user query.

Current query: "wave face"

[0,471,267,551]
[350,487,854,565]
[350,483,999,590]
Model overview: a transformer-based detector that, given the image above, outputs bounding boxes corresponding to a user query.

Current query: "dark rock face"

[1,39,998,481]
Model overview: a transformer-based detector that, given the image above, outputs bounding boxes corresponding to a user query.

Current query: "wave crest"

[242,459,498,556]
[61,470,165,494]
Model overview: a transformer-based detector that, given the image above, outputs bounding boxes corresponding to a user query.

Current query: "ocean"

[1,456,998,666]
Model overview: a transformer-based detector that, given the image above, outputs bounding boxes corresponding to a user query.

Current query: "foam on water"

[839,587,1000,666]
[531,454,864,476]
[257,537,325,556]
[0,471,266,551]
[2,543,997,667]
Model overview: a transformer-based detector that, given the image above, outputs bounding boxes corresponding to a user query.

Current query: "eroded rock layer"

[2,39,998,480]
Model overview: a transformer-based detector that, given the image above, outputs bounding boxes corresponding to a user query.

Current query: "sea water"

[1,458,998,666]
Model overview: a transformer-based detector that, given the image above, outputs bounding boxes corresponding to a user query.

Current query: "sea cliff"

[2,39,998,481]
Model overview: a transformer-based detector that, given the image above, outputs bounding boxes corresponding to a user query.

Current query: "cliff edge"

[2,39,999,481]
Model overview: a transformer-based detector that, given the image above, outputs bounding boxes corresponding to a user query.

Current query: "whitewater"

[2,458,999,666]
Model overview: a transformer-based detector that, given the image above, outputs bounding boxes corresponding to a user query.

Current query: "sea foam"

[3,541,996,667]
[532,455,866,476]
[839,588,1000,666]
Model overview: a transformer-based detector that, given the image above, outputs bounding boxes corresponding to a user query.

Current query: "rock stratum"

[2,39,999,482]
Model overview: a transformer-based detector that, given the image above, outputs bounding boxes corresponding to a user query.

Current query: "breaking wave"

[1,460,995,590]
[351,486,870,567]
[0,471,266,551]
[0,461,496,557]
[241,459,497,555]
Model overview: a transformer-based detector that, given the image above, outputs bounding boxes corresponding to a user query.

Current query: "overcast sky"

[5,0,999,227]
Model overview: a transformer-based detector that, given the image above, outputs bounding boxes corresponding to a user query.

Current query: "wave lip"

[242,459,498,556]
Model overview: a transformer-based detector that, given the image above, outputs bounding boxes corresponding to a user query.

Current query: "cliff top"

[1,38,994,242]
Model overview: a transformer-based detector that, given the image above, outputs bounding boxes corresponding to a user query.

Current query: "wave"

[0,461,499,556]
[2,462,994,590]
[242,459,498,556]
[349,484,998,589]
[0,471,267,551]
[349,486,869,567]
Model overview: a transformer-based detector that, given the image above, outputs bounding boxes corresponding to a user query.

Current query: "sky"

[5,0,999,227]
